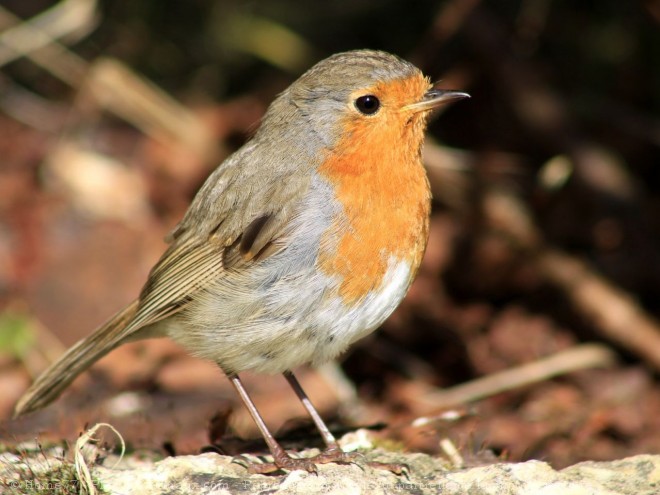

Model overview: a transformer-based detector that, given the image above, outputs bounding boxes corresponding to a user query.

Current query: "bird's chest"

[315,148,431,308]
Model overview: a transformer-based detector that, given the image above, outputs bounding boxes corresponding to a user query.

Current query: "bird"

[14,49,468,473]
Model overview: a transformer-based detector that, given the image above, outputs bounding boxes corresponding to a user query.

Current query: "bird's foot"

[233,447,407,475]
[317,446,408,475]
[233,447,363,474]
[314,446,363,465]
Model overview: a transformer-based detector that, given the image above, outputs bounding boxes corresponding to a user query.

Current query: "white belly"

[166,256,413,374]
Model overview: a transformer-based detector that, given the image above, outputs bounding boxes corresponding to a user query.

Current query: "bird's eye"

[354,95,380,115]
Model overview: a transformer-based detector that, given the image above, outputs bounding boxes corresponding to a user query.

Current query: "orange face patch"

[317,74,433,305]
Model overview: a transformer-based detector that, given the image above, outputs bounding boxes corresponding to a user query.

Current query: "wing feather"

[116,118,318,337]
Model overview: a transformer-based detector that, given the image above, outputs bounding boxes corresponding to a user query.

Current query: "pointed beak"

[405,89,470,113]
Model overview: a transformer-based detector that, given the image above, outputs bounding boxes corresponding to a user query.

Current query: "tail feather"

[14,300,141,417]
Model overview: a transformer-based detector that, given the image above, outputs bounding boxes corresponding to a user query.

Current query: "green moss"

[0,310,36,359]
[1,453,108,495]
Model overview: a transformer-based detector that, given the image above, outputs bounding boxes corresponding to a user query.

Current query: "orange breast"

[317,94,431,305]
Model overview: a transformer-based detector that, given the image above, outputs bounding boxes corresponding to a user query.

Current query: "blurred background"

[1,0,659,468]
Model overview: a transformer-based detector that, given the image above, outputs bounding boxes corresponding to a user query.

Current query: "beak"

[405,89,470,113]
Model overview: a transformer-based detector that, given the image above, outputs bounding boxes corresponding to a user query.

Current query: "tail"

[14,300,141,417]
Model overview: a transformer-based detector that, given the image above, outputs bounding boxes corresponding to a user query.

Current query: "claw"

[234,452,319,474]
[234,447,407,476]
[247,456,318,475]
[234,447,359,474]
[366,461,409,475]
[315,447,363,465]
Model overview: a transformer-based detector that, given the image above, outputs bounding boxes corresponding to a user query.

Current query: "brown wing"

[131,239,225,328]
[116,94,318,338]
[125,182,312,339]
[128,214,293,336]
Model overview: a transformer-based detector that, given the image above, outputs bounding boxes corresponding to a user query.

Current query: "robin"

[14,50,468,473]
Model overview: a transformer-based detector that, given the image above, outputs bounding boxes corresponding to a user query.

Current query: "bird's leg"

[226,370,403,474]
[283,370,408,475]
[283,371,338,448]
[283,371,360,464]
[226,372,318,474]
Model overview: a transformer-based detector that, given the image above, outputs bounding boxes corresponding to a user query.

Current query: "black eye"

[354,95,380,115]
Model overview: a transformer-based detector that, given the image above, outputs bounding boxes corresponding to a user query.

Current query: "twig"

[78,58,218,157]
[406,343,617,411]
[74,423,125,495]
[535,250,660,370]
[481,188,660,372]
[0,1,95,83]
